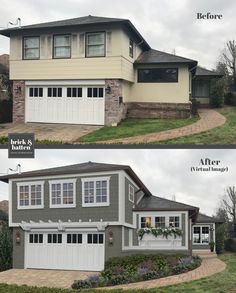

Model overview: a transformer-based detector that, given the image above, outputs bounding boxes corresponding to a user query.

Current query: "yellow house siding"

[126,64,190,103]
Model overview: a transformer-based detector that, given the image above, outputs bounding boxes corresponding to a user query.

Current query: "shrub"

[210,79,225,108]
[71,279,92,290]
[0,223,12,271]
[225,92,236,106]
[216,224,226,254]
[225,238,236,252]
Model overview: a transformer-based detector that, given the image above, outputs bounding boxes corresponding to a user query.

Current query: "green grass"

[77,117,199,143]
[0,253,235,293]
[155,106,236,145]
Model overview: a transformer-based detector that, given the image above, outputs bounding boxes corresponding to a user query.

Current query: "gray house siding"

[124,227,129,246]
[12,174,119,223]
[125,177,137,225]
[192,223,214,250]
[12,227,25,269]
[181,213,186,246]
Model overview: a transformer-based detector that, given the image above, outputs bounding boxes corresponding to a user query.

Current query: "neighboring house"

[0,162,220,271]
[0,15,218,126]
[192,67,223,106]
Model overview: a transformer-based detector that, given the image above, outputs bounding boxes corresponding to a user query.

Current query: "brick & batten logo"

[8,133,35,158]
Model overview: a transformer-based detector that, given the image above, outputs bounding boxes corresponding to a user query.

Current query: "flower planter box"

[139,233,182,247]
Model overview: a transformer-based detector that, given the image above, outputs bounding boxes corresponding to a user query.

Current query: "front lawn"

[155,106,236,145]
[77,117,198,143]
[0,253,234,293]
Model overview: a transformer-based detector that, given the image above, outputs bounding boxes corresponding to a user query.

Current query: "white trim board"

[25,80,105,86]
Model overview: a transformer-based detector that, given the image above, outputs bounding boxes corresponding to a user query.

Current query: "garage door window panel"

[82,177,110,207]
[47,234,62,244]
[87,233,104,244]
[67,87,83,98]
[47,88,62,98]
[29,233,43,244]
[17,182,44,209]
[29,87,43,98]
[53,35,71,58]
[87,87,104,98]
[50,179,76,208]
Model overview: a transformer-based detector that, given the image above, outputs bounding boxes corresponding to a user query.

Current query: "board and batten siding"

[9,26,141,82]
[12,227,25,269]
[125,177,138,225]
[127,64,191,103]
[11,174,119,223]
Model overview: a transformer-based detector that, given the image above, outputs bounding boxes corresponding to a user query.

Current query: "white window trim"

[49,179,76,208]
[82,176,110,207]
[17,181,44,210]
[139,213,182,229]
[192,225,210,245]
[128,184,134,203]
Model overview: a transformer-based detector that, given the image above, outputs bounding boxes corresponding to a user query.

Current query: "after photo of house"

[0,148,235,291]
[0,0,235,145]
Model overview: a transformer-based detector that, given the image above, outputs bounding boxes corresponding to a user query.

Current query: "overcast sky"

[0,0,235,68]
[0,149,235,216]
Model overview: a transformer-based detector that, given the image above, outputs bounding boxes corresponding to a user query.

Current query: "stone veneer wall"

[126,102,191,119]
[13,80,25,123]
[105,79,127,126]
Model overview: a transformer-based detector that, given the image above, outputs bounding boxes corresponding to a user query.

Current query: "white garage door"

[25,85,105,125]
[25,232,105,271]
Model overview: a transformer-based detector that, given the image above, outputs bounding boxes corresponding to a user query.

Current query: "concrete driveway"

[0,123,101,143]
[0,268,96,289]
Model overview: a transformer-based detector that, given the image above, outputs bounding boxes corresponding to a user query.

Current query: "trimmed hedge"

[225,238,236,252]
[0,99,12,123]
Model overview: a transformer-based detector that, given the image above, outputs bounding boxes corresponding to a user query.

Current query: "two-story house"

[0,15,201,126]
[0,162,220,271]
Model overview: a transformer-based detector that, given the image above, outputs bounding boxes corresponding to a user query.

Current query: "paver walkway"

[0,253,226,290]
[103,253,226,290]
[0,268,95,289]
[0,123,101,143]
[98,109,226,144]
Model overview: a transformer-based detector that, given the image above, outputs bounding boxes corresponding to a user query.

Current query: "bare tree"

[221,40,236,90]
[222,186,236,237]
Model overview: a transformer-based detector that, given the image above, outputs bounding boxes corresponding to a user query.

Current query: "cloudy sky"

[0,148,235,216]
[0,0,235,68]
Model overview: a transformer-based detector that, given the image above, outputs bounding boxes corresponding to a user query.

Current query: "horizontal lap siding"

[11,174,119,223]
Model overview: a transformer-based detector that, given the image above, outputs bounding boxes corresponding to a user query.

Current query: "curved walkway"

[98,109,226,144]
[103,253,226,290]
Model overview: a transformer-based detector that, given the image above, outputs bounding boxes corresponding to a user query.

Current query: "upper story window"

[49,179,76,208]
[169,216,180,228]
[82,177,110,207]
[193,226,210,244]
[17,181,44,209]
[129,184,134,203]
[86,32,105,57]
[23,37,40,60]
[53,35,71,58]
[138,68,178,83]
[129,39,134,58]
[155,216,165,228]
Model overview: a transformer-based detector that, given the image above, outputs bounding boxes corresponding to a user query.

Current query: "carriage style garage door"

[25,232,105,271]
[25,84,105,125]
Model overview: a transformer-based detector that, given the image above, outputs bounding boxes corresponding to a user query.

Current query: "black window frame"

[129,39,134,58]
[85,31,106,58]
[138,68,179,83]
[53,34,71,59]
[23,36,40,60]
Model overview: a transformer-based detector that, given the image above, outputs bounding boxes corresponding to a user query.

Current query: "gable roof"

[196,213,223,224]
[0,161,152,196]
[0,15,150,50]
[134,195,199,221]
[134,49,198,69]
[195,66,223,77]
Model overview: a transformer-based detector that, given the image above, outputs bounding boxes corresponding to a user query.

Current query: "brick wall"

[105,79,127,126]
[126,102,191,119]
[13,81,25,123]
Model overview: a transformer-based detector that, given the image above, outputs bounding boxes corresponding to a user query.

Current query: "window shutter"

[79,33,85,56]
[106,32,112,54]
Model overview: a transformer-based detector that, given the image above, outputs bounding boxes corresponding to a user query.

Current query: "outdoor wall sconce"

[108,230,114,245]
[15,231,21,244]
[210,227,215,232]
[14,85,22,95]
[105,85,111,94]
